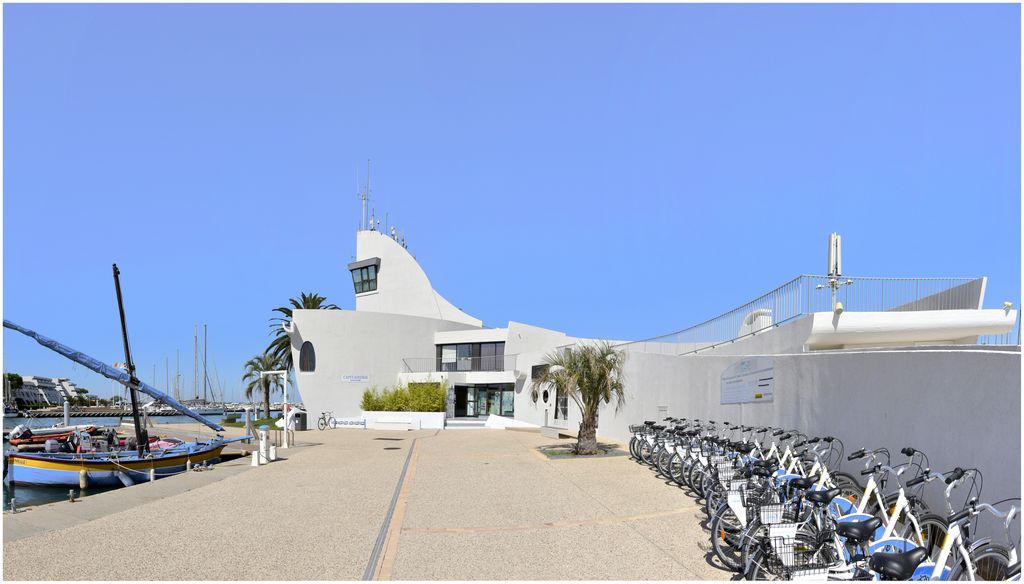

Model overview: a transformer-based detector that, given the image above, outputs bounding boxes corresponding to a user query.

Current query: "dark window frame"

[299,341,316,373]
[350,265,378,294]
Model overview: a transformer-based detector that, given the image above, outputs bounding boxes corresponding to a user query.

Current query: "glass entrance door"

[472,386,511,417]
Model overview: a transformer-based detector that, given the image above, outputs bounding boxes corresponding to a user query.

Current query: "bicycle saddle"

[734,443,755,454]
[868,546,929,580]
[652,425,665,431]
[804,487,842,506]
[788,475,820,490]
[835,516,882,544]
[643,420,656,425]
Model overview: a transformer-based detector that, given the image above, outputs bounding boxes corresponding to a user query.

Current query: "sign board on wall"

[342,375,369,383]
[721,357,775,404]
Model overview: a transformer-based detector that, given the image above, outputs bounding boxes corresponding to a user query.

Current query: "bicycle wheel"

[746,542,787,581]
[668,453,687,486]
[655,448,672,476]
[638,440,654,465]
[689,464,707,497]
[950,544,1012,580]
[710,501,745,572]
[317,417,327,431]
[739,517,767,576]
[328,417,337,429]
[629,437,639,460]
[831,471,863,507]
[900,513,948,562]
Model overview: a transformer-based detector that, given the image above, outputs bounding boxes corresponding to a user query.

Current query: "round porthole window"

[542,390,550,404]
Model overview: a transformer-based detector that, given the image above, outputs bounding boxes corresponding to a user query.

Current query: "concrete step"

[541,426,575,439]
[445,419,487,428]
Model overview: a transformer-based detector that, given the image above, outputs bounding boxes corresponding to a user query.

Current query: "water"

[2,411,282,510]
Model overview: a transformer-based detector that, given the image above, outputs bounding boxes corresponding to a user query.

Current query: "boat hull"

[5,442,226,487]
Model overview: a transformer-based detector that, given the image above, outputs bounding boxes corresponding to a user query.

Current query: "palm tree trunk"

[263,380,271,419]
[577,411,599,455]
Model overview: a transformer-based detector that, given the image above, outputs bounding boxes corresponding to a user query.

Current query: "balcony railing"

[402,354,518,373]
[616,275,991,356]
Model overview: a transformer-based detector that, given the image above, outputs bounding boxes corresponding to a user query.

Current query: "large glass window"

[456,344,472,371]
[436,342,506,372]
[299,341,316,372]
[480,343,496,371]
[351,265,377,294]
[502,389,514,416]
[441,345,457,372]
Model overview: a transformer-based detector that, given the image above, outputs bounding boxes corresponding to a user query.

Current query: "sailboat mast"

[193,326,198,400]
[175,348,180,401]
[203,324,208,403]
[112,263,148,456]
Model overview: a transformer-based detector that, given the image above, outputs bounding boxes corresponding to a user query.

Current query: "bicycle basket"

[729,479,752,492]
[768,534,836,571]
[716,462,737,482]
[759,504,786,525]
[710,454,728,465]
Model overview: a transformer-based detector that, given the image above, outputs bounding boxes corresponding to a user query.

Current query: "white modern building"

[287,221,1020,503]
[12,375,81,406]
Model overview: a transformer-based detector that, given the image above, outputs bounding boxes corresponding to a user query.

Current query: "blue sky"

[4,4,1020,402]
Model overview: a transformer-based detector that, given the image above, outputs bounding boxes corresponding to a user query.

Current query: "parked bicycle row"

[628,419,1020,580]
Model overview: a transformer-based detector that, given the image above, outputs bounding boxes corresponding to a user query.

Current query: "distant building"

[13,376,81,406]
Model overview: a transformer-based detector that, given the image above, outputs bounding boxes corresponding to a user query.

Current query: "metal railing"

[402,354,518,373]
[979,308,1022,347]
[617,275,985,356]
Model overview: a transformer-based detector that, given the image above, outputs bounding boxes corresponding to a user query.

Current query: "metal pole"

[282,371,289,448]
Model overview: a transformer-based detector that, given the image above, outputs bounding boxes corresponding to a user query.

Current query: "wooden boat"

[6,437,237,487]
[2,265,248,489]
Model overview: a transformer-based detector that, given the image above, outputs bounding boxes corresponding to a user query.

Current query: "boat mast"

[112,263,148,456]
[203,324,208,403]
[175,348,180,401]
[193,326,198,400]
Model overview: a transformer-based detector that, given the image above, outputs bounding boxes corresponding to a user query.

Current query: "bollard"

[258,426,269,465]
[186,459,192,472]
[79,470,89,490]
[9,497,17,514]
[68,489,76,503]
[63,399,70,427]
[269,445,277,462]
[251,451,259,467]
[149,468,155,482]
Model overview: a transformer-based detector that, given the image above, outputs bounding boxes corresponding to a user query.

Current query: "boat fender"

[115,471,134,487]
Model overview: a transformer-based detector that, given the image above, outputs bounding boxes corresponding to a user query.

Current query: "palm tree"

[266,292,340,371]
[242,353,284,419]
[532,341,626,455]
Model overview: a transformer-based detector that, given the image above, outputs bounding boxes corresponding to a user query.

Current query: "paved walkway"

[3,427,729,580]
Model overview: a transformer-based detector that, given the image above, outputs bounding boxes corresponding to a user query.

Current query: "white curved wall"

[354,230,482,327]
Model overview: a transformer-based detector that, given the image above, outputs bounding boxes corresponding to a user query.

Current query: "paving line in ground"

[400,505,698,534]
[375,439,422,580]
[362,438,418,581]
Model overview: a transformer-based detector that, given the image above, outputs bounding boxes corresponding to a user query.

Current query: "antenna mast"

[358,159,372,230]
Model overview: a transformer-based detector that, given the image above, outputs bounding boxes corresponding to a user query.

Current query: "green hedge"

[361,382,446,412]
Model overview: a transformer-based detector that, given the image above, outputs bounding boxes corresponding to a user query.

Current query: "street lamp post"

[259,370,289,448]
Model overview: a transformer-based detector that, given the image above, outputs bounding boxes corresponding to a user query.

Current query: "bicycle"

[317,411,336,431]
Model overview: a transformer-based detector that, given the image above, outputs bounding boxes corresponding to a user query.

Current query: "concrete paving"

[2,427,731,581]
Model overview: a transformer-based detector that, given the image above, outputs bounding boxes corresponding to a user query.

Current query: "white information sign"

[720,357,775,404]
[342,375,369,383]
